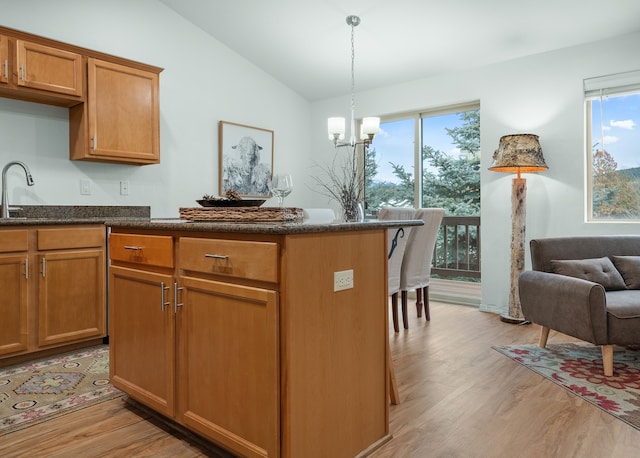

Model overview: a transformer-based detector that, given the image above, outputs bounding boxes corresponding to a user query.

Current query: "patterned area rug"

[494,342,640,431]
[0,345,124,436]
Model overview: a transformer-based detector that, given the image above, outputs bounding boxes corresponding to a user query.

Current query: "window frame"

[584,71,640,222]
[365,101,480,211]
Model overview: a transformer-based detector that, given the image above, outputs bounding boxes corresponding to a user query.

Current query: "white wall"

[0,0,312,217]
[311,31,640,314]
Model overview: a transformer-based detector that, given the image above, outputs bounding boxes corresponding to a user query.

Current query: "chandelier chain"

[350,19,356,144]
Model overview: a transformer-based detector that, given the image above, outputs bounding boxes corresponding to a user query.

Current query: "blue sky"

[369,113,468,183]
[591,93,640,170]
[370,95,640,183]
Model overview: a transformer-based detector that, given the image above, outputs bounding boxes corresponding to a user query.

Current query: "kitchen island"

[107,217,421,458]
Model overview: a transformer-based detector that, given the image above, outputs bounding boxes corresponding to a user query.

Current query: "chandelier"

[327,15,380,147]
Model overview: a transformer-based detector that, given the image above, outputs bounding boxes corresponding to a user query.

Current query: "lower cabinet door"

[178,276,279,458]
[37,249,105,346]
[0,255,28,356]
[109,265,175,418]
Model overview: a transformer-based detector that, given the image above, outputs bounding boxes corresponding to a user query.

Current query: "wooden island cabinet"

[108,219,418,458]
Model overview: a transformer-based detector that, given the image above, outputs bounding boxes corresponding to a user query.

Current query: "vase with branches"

[312,146,364,222]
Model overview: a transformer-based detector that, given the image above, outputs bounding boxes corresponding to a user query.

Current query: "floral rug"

[493,342,640,431]
[0,345,124,436]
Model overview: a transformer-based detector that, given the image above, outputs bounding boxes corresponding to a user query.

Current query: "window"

[364,103,481,283]
[365,103,480,216]
[421,106,480,216]
[365,117,416,211]
[585,71,640,220]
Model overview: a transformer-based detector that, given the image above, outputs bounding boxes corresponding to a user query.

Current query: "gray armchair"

[518,235,640,376]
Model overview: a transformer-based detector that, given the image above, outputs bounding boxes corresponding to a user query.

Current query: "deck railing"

[431,216,481,280]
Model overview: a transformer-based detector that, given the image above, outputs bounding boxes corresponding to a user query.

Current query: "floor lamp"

[489,134,548,324]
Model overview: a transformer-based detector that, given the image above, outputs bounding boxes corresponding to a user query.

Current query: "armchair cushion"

[606,290,640,319]
[550,257,627,291]
[612,255,640,289]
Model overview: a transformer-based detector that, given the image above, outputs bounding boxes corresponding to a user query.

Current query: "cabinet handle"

[24,258,28,280]
[41,258,46,277]
[91,136,96,151]
[174,282,183,313]
[204,253,228,260]
[124,245,143,251]
[3,59,7,79]
[160,282,170,311]
[20,63,24,81]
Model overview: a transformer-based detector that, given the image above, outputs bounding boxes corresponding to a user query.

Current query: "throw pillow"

[550,257,627,291]
[612,255,640,289]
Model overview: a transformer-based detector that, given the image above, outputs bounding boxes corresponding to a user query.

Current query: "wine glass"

[269,173,293,207]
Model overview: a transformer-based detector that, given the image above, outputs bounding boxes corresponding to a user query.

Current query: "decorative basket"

[179,206,304,222]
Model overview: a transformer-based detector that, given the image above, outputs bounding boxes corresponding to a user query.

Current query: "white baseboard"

[428,278,481,307]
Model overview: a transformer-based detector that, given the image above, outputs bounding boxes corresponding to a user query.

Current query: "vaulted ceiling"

[159,0,640,101]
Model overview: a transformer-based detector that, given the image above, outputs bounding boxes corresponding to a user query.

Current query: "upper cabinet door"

[0,35,8,85]
[16,40,83,97]
[86,58,160,164]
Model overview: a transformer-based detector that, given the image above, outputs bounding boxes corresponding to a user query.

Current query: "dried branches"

[311,146,364,220]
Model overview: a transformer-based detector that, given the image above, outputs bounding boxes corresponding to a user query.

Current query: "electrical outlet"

[80,179,91,195]
[334,269,354,292]
[120,181,129,196]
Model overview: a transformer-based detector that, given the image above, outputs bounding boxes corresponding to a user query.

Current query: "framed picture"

[219,121,274,197]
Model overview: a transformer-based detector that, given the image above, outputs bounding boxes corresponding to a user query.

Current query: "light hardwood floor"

[2,301,640,457]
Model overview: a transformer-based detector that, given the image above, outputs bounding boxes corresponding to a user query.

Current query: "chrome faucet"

[1,161,35,218]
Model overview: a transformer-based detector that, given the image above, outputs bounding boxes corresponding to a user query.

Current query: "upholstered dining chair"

[400,208,444,323]
[378,207,416,333]
[302,208,336,223]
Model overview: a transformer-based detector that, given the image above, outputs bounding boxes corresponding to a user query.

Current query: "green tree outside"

[365,109,480,215]
[592,148,640,218]
[365,110,481,281]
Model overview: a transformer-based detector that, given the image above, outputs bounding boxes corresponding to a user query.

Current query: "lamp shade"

[328,117,346,141]
[489,134,548,173]
[362,117,380,135]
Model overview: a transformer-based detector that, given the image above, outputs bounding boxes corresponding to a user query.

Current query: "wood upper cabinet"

[0,35,8,85]
[0,32,83,104]
[70,58,160,165]
[0,25,162,165]
[15,40,83,97]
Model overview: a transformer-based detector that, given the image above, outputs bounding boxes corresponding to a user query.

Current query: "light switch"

[80,179,91,195]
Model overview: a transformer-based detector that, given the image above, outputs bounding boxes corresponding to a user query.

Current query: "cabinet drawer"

[110,233,173,268]
[179,238,278,283]
[37,227,105,250]
[0,229,29,253]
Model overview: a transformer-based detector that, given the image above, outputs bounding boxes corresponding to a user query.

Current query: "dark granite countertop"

[0,205,422,234]
[0,205,150,226]
[106,218,423,235]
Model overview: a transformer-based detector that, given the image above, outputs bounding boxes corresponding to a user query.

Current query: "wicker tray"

[179,206,303,222]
